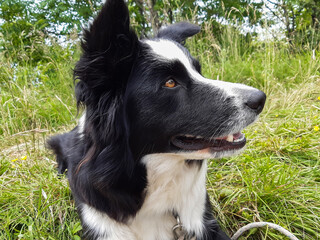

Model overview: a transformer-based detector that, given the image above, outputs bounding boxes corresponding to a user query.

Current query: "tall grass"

[0,39,81,239]
[0,40,79,143]
[0,21,320,239]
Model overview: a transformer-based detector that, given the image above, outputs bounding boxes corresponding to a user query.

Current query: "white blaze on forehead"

[145,39,256,97]
[145,39,193,70]
[145,39,208,85]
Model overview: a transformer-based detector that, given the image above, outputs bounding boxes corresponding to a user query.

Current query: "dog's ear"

[73,0,138,156]
[74,0,138,105]
[73,0,138,155]
[157,22,201,44]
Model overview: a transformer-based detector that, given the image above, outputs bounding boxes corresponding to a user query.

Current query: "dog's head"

[75,0,265,163]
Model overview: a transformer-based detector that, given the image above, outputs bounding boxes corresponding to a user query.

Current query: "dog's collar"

[172,214,196,240]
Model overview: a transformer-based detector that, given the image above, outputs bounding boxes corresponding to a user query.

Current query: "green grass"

[0,26,320,239]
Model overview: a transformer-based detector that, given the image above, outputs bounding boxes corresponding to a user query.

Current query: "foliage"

[0,0,266,65]
[127,0,263,34]
[265,0,320,46]
[2,0,319,64]
[0,0,103,35]
[199,0,263,25]
[0,0,103,64]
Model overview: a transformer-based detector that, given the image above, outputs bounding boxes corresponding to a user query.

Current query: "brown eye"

[164,79,177,88]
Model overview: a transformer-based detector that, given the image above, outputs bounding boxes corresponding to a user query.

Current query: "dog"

[47,0,266,239]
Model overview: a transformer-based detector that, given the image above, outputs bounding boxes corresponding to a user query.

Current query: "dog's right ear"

[74,0,138,105]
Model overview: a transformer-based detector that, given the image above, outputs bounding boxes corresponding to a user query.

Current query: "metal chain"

[172,215,197,240]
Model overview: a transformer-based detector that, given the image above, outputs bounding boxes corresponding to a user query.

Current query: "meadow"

[0,24,319,239]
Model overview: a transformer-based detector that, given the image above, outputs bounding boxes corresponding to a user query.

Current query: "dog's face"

[75,0,266,163]
[125,38,265,160]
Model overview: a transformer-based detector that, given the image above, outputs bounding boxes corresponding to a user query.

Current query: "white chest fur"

[81,155,207,240]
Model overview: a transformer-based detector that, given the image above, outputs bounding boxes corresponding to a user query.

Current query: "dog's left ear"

[156,22,201,44]
[75,0,138,105]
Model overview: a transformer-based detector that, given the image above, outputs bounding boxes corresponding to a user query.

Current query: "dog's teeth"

[185,134,194,138]
[233,134,245,142]
[226,135,233,142]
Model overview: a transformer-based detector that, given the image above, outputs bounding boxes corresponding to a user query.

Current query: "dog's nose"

[245,90,266,114]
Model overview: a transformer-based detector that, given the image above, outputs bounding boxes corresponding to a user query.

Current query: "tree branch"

[265,4,283,23]
[146,0,160,33]
[266,0,281,7]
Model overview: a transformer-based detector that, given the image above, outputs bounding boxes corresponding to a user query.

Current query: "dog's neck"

[139,154,207,237]
[80,155,207,239]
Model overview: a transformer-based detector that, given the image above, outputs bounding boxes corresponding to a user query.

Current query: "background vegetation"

[0,0,319,239]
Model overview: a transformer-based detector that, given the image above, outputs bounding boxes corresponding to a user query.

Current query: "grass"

[0,25,320,239]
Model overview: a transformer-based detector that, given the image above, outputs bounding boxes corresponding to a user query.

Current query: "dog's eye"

[164,79,177,88]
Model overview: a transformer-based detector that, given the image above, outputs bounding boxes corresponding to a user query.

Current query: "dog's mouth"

[171,132,246,152]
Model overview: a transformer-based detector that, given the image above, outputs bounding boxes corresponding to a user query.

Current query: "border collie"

[48,0,266,239]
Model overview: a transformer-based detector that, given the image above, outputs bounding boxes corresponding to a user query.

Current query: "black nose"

[245,90,266,114]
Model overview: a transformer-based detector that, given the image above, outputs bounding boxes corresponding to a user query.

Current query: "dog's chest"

[81,156,207,240]
[129,155,207,239]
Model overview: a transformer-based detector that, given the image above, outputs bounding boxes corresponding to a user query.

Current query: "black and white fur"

[48,0,266,239]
